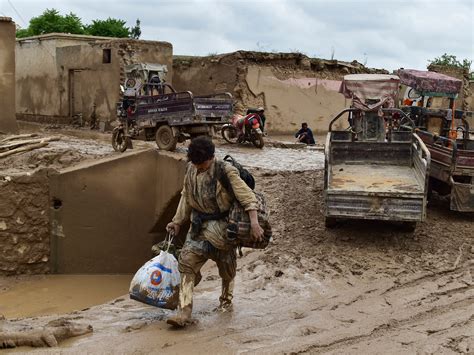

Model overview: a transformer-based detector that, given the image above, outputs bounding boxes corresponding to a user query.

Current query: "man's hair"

[187,136,215,164]
[302,122,308,127]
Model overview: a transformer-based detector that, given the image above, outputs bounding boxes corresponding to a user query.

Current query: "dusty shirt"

[172,159,258,250]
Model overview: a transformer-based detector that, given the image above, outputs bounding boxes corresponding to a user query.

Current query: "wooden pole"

[0,137,60,151]
[0,142,49,159]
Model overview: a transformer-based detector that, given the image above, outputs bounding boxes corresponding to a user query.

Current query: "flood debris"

[0,134,472,352]
[0,135,60,159]
[0,318,93,348]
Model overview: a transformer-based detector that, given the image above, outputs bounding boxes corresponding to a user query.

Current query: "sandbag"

[129,250,180,309]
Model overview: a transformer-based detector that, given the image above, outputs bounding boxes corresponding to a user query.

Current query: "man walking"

[166,137,263,327]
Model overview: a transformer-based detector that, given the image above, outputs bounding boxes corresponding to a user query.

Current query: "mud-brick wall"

[428,64,471,111]
[16,35,173,126]
[172,51,386,133]
[0,17,18,134]
[0,170,51,275]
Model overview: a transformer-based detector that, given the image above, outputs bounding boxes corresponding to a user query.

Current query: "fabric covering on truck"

[339,74,400,111]
[397,69,462,96]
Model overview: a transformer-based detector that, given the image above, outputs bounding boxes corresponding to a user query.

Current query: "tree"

[129,19,141,39]
[85,18,130,38]
[15,26,31,38]
[428,53,472,71]
[16,9,85,38]
[15,8,141,39]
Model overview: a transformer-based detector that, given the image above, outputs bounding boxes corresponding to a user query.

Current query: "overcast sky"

[1,0,472,71]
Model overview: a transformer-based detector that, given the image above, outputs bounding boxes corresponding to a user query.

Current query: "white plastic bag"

[129,247,180,310]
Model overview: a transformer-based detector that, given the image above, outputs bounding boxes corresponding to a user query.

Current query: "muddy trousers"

[178,241,237,314]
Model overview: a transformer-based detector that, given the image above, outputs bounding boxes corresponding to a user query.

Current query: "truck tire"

[325,217,337,228]
[155,125,177,151]
[112,128,129,152]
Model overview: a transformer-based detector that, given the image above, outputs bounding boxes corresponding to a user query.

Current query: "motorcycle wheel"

[155,125,177,151]
[221,125,239,144]
[112,128,129,152]
[251,134,264,149]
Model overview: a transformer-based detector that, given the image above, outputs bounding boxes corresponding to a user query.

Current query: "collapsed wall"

[173,51,387,133]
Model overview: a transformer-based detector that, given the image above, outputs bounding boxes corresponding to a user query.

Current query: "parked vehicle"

[221,112,265,148]
[398,69,474,212]
[112,63,233,152]
[324,74,430,229]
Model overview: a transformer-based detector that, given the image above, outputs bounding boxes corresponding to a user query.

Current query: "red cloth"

[244,113,262,127]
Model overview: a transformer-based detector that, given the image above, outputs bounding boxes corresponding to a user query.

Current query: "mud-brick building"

[0,17,18,134]
[16,33,173,126]
[173,51,387,133]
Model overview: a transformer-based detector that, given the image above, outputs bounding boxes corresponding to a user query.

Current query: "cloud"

[2,0,472,71]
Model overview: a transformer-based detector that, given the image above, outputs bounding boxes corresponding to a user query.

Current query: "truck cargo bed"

[324,125,430,223]
[329,164,424,195]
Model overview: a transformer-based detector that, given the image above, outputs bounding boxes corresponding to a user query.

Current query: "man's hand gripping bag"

[129,247,180,310]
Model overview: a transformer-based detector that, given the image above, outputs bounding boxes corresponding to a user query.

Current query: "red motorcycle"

[221,113,264,148]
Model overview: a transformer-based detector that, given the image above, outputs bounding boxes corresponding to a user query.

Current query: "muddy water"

[0,274,132,318]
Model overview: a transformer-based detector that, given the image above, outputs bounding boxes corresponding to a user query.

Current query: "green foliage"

[428,53,472,71]
[15,27,32,38]
[25,9,84,36]
[129,19,141,39]
[15,8,141,39]
[85,18,130,38]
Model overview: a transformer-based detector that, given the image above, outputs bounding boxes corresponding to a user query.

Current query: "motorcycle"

[111,98,138,152]
[221,113,265,149]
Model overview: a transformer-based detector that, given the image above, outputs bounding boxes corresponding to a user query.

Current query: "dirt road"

[1,141,473,354]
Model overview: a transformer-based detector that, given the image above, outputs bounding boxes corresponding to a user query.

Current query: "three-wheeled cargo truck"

[398,69,474,212]
[324,74,431,230]
[112,63,233,152]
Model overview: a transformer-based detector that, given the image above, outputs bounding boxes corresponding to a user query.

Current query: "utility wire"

[7,0,27,26]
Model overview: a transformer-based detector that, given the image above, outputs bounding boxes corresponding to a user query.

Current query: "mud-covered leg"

[166,273,195,328]
[167,244,207,328]
[214,248,237,312]
[219,279,234,311]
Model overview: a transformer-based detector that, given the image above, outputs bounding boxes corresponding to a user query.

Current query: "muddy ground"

[0,129,473,354]
[1,123,156,175]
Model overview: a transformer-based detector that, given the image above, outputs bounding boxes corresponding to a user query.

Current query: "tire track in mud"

[229,272,473,354]
[238,168,474,354]
[288,297,474,354]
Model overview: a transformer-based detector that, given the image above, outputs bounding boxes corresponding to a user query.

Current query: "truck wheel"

[325,217,337,228]
[155,125,177,151]
[112,128,129,152]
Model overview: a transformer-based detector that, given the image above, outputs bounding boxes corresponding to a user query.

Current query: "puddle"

[0,274,132,318]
